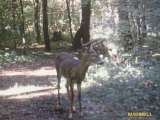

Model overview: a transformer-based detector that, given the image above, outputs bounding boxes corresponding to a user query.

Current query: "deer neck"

[77,56,90,80]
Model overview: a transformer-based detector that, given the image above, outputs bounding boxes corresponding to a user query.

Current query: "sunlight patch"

[8,89,53,100]
[1,67,56,76]
[0,76,70,100]
[0,84,53,97]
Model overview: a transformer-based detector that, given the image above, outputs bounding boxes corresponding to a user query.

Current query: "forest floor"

[0,50,160,120]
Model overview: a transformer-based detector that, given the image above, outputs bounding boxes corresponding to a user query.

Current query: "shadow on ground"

[0,57,83,120]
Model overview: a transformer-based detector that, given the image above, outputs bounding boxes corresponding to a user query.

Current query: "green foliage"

[0,0,33,48]
[61,32,72,42]
[50,32,72,49]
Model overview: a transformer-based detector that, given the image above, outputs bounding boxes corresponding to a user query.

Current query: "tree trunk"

[42,0,50,51]
[19,0,25,39]
[19,0,26,54]
[73,0,91,50]
[33,0,41,44]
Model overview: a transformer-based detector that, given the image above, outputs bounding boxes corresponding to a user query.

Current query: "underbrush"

[0,50,36,66]
[85,52,160,119]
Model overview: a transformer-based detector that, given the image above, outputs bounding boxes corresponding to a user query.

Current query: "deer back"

[55,52,84,80]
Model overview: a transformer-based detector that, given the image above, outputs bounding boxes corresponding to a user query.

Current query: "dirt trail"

[0,58,84,120]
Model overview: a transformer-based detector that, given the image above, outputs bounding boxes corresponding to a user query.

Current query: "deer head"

[78,39,104,65]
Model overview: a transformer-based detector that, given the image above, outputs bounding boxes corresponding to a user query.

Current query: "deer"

[55,40,104,119]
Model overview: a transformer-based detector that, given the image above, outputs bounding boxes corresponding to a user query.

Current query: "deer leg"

[57,70,61,107]
[77,83,83,117]
[68,82,74,119]
[66,82,76,113]
[66,80,71,98]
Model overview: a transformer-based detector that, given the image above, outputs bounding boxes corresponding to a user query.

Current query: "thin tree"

[66,0,74,41]
[11,0,17,49]
[141,0,147,39]
[19,0,26,54]
[118,0,133,51]
[33,0,41,44]
[42,0,50,51]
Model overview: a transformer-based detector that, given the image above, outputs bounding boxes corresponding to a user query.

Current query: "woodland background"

[0,0,160,120]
